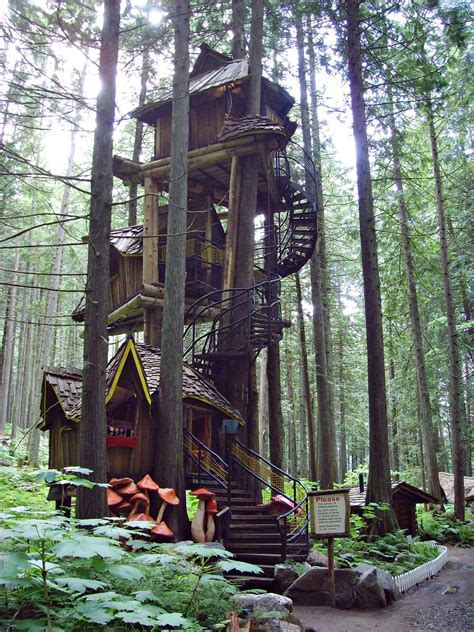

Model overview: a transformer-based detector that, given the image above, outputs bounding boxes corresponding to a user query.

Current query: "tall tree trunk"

[295,273,317,480]
[387,91,443,501]
[298,364,309,478]
[76,0,120,519]
[346,0,397,534]
[258,349,269,459]
[283,311,297,477]
[337,314,347,483]
[128,47,149,225]
[426,96,464,519]
[231,0,246,59]
[0,249,20,435]
[154,0,190,538]
[295,14,336,487]
[387,323,400,480]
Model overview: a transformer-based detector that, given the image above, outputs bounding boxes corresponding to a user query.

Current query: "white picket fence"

[393,541,448,593]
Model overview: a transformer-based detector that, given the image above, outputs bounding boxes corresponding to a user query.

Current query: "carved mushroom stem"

[156,501,168,524]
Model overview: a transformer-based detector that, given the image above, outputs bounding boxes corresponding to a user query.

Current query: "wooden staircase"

[184,433,310,589]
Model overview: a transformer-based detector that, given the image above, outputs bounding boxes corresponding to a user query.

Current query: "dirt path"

[294,546,474,632]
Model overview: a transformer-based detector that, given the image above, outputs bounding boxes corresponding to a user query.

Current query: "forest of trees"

[0,0,472,523]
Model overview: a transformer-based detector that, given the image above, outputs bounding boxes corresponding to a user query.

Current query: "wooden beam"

[143,177,161,347]
[223,154,241,291]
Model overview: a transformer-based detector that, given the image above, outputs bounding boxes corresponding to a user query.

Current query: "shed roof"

[41,339,243,425]
[349,481,438,508]
[438,472,474,504]
[110,224,143,255]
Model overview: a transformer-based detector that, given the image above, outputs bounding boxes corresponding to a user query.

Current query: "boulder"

[273,564,300,594]
[285,567,358,609]
[233,593,293,618]
[306,549,329,568]
[233,593,305,632]
[354,563,401,605]
[355,567,387,609]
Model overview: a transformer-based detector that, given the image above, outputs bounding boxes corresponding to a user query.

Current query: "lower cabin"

[40,338,243,486]
[349,481,438,537]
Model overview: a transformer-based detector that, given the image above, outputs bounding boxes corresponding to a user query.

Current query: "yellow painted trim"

[184,395,245,425]
[106,339,151,406]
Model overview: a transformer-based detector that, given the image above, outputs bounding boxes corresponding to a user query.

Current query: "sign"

[309,489,350,538]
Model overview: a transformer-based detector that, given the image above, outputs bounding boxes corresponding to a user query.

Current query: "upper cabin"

[132,44,296,162]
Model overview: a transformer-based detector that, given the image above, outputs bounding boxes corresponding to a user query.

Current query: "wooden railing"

[230,438,309,562]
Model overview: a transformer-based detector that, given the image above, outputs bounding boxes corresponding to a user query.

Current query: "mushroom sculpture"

[127,491,152,522]
[258,494,295,515]
[205,498,218,542]
[156,488,180,524]
[151,521,174,541]
[190,488,215,543]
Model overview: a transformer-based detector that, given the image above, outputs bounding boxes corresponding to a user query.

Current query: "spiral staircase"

[184,146,317,384]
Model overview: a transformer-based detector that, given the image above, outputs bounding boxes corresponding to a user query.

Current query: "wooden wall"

[109,256,142,312]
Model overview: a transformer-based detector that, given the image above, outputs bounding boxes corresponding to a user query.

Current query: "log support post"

[143,177,161,347]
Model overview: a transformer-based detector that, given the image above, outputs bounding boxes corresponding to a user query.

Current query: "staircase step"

[227,532,281,542]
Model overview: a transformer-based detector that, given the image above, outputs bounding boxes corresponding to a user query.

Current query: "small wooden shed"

[40,338,243,479]
[349,481,438,536]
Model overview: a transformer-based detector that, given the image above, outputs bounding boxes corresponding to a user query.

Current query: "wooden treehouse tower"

[54,44,319,585]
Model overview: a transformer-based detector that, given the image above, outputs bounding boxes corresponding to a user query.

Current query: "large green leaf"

[105,563,144,580]
[74,601,115,625]
[55,576,108,594]
[53,534,124,560]
[216,560,263,574]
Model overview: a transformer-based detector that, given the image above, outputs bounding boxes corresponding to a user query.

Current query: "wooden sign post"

[308,489,351,607]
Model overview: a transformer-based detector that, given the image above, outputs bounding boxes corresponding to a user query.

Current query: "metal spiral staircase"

[184,145,317,383]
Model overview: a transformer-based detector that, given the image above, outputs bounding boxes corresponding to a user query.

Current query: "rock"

[274,564,300,594]
[285,567,358,609]
[356,567,387,609]
[233,593,293,618]
[234,593,305,632]
[306,549,329,568]
[377,568,402,604]
[354,563,401,605]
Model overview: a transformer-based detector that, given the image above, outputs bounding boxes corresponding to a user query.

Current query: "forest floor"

[294,545,474,632]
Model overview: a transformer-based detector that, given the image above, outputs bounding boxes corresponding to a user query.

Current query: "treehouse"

[61,44,320,584]
[40,337,243,479]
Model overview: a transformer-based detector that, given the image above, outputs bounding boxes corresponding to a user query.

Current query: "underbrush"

[321,531,440,576]
[418,509,474,547]
[0,467,262,630]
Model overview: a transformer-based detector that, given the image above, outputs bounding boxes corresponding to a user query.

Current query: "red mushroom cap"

[271,494,295,509]
[137,474,160,493]
[107,488,123,507]
[127,512,155,523]
[109,477,134,489]
[119,482,139,496]
[116,499,132,514]
[158,488,180,505]
[190,488,215,500]
[151,521,174,538]
[206,499,218,514]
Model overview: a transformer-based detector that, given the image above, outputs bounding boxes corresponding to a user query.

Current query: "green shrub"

[419,509,474,546]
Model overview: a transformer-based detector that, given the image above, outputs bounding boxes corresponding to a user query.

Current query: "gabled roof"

[41,367,83,421]
[349,481,438,508]
[133,59,249,124]
[132,44,295,125]
[41,338,243,426]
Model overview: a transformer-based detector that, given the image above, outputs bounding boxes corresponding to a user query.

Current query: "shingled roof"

[42,366,83,420]
[110,224,143,255]
[349,481,438,508]
[41,339,243,425]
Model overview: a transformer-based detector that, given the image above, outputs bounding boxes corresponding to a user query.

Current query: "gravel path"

[294,545,474,632]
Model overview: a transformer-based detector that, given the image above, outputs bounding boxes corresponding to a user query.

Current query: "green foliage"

[313,529,440,576]
[0,511,261,630]
[418,509,474,547]
[0,467,263,630]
